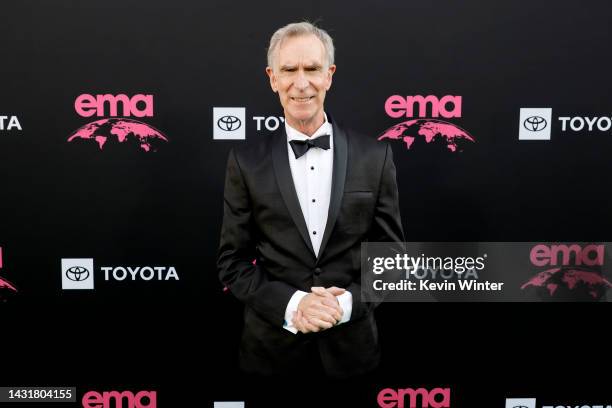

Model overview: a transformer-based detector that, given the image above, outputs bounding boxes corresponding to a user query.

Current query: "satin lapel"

[317,119,348,263]
[271,127,316,257]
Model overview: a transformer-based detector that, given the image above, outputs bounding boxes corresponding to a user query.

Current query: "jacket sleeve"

[346,143,405,321]
[217,148,297,327]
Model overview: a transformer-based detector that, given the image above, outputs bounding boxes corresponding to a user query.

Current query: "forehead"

[276,34,326,66]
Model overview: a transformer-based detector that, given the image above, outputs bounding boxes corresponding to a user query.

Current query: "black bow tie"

[288,135,331,159]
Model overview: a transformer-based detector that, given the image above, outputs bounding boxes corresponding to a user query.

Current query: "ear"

[325,64,336,91]
[266,67,278,93]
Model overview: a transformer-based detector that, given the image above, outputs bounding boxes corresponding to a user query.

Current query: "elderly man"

[217,21,404,378]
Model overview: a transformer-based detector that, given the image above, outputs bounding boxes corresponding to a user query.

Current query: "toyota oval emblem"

[523,116,547,131]
[218,115,242,131]
[66,266,90,281]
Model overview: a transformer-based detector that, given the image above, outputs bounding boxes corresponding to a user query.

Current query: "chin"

[289,110,318,123]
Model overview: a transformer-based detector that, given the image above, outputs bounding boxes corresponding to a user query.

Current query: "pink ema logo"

[378,95,475,152]
[82,390,156,408]
[68,94,168,152]
[529,244,604,267]
[377,387,450,408]
[522,244,612,300]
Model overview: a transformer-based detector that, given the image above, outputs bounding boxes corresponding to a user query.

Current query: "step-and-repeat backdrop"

[1,0,611,407]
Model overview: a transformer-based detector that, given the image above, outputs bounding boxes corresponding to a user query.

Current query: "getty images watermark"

[361,242,612,302]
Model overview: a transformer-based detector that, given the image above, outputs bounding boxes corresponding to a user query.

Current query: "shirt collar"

[285,112,333,142]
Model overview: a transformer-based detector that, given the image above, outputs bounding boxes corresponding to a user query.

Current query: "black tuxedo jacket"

[217,116,404,377]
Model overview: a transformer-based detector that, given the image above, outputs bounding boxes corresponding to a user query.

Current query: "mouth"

[290,96,315,103]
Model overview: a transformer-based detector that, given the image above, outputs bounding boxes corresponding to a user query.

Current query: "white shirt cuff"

[283,290,308,334]
[337,291,353,324]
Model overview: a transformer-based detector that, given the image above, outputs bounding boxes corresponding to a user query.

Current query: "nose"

[294,69,309,90]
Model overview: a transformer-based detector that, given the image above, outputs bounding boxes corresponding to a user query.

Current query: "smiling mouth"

[291,96,315,102]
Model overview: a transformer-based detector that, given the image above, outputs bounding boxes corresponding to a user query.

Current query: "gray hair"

[267,22,335,69]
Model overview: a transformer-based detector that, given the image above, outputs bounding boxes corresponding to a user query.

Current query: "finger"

[303,295,342,320]
[306,308,339,325]
[293,309,303,323]
[293,310,307,331]
[296,321,310,334]
[326,305,343,321]
[291,314,302,331]
[308,317,334,330]
[309,303,342,321]
[309,290,339,307]
[308,300,342,321]
[320,297,343,312]
[293,313,311,334]
[304,320,320,332]
[310,286,325,293]
[300,312,322,332]
[311,287,331,297]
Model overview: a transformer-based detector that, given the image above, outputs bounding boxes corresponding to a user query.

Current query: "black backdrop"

[1,0,611,407]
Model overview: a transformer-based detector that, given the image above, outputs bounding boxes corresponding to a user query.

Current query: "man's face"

[266,34,336,129]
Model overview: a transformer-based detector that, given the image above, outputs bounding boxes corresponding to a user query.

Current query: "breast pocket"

[337,191,375,235]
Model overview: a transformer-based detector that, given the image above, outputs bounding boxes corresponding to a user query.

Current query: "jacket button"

[314,268,322,275]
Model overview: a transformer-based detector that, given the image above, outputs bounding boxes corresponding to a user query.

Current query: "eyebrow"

[305,63,323,70]
[279,63,323,71]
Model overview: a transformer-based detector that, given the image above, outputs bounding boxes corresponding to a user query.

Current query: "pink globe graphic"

[68,118,168,152]
[521,267,612,301]
[0,277,17,302]
[378,119,475,152]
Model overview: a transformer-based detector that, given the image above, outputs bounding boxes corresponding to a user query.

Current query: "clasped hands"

[292,286,345,334]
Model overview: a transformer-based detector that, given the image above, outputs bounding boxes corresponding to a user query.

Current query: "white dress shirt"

[282,113,353,334]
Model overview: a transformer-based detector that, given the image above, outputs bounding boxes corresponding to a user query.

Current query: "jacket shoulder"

[344,127,389,157]
[229,135,275,168]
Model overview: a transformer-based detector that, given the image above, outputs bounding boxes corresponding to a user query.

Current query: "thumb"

[326,286,346,296]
